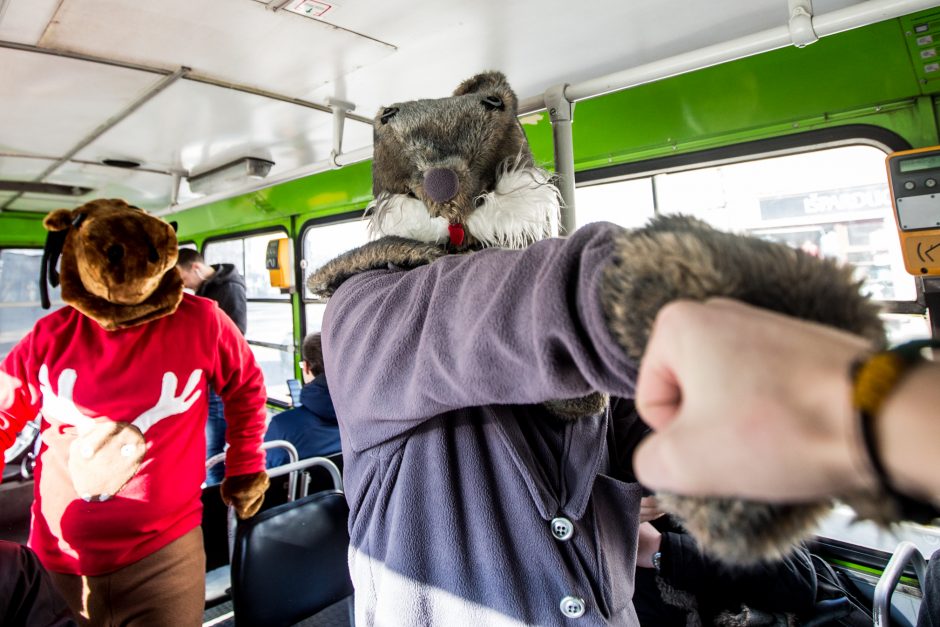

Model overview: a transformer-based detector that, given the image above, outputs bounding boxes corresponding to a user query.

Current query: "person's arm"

[322,222,639,452]
[633,298,940,505]
[210,308,267,477]
[0,332,42,479]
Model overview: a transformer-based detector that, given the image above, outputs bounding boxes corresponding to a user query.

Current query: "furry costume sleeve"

[321,221,638,453]
[0,331,41,478]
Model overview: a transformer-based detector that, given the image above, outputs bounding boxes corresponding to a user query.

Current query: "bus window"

[575,178,655,230]
[0,249,61,360]
[598,144,930,346]
[653,145,914,301]
[204,232,293,404]
[302,217,370,335]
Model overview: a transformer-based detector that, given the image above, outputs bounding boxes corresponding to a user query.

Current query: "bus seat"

[229,489,353,627]
[202,441,299,574]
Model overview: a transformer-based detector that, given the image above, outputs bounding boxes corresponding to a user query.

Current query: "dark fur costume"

[40,198,267,518]
[600,215,889,563]
[312,71,890,566]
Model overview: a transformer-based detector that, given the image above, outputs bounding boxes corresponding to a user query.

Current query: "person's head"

[176,248,210,291]
[300,333,325,383]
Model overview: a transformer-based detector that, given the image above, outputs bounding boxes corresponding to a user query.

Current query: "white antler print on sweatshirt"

[39,365,203,432]
[132,370,203,433]
[38,365,205,501]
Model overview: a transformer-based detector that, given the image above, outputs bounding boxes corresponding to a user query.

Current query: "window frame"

[298,210,370,337]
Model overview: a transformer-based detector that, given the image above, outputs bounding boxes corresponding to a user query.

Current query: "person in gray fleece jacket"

[314,223,642,626]
[306,72,885,626]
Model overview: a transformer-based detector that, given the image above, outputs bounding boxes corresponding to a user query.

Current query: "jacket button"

[550,516,574,541]
[560,595,586,618]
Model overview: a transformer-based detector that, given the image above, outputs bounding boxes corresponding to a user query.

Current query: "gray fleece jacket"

[321,222,641,626]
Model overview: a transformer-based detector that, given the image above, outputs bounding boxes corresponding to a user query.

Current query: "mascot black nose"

[107,245,124,264]
[423,168,459,203]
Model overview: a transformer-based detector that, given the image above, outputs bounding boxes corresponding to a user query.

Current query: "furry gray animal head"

[368,71,560,250]
[601,214,888,564]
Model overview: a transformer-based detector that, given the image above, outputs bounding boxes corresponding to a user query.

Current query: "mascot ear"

[43,208,74,232]
[453,71,510,97]
[169,221,178,232]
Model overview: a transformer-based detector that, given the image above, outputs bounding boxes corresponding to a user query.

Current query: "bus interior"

[2,0,940,625]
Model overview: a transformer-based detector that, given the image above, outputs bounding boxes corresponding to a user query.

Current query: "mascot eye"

[380,107,399,125]
[481,95,504,111]
[407,191,418,199]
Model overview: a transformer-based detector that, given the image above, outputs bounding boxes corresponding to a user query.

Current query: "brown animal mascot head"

[368,71,559,251]
[40,198,183,330]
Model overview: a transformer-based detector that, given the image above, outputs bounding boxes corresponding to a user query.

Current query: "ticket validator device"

[265,237,293,290]
[886,146,940,338]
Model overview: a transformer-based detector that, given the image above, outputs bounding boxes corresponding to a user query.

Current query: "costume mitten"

[600,215,887,563]
[221,471,270,520]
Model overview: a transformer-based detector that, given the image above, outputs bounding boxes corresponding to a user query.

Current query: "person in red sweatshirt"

[0,199,269,626]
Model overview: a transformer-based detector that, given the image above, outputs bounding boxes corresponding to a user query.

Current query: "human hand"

[635,522,662,569]
[633,298,875,502]
[639,495,665,523]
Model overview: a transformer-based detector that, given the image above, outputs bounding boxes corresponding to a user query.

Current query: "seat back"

[230,489,353,627]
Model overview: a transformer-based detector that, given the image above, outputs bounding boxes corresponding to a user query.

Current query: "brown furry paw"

[657,493,833,564]
[221,471,270,520]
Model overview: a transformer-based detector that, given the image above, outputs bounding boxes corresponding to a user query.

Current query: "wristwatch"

[651,550,662,572]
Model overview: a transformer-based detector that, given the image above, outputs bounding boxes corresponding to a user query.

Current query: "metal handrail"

[266,456,343,501]
[206,439,300,501]
[206,451,342,559]
[873,541,927,627]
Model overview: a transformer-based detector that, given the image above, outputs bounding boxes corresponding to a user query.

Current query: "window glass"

[204,239,244,276]
[205,232,289,300]
[654,145,915,301]
[204,231,293,403]
[305,303,327,335]
[0,249,62,360]
[248,344,293,404]
[246,302,294,347]
[302,219,370,300]
[575,178,655,230]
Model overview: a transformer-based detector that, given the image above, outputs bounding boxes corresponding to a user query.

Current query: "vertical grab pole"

[545,84,575,236]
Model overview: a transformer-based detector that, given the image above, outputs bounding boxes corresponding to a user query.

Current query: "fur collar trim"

[307,236,448,298]
[367,162,560,249]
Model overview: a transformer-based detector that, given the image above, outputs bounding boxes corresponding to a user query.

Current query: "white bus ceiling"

[0,0,936,214]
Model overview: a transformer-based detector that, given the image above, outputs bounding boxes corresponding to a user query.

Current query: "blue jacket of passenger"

[264,374,341,467]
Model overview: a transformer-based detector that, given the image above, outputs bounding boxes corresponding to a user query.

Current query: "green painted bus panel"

[0,213,48,247]
[171,161,373,241]
[901,10,940,87]
[565,19,923,170]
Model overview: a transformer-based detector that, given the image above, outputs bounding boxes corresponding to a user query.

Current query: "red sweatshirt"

[0,293,267,575]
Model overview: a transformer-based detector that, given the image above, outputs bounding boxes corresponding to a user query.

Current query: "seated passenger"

[610,398,818,626]
[634,503,817,626]
[264,333,341,467]
[919,549,940,627]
